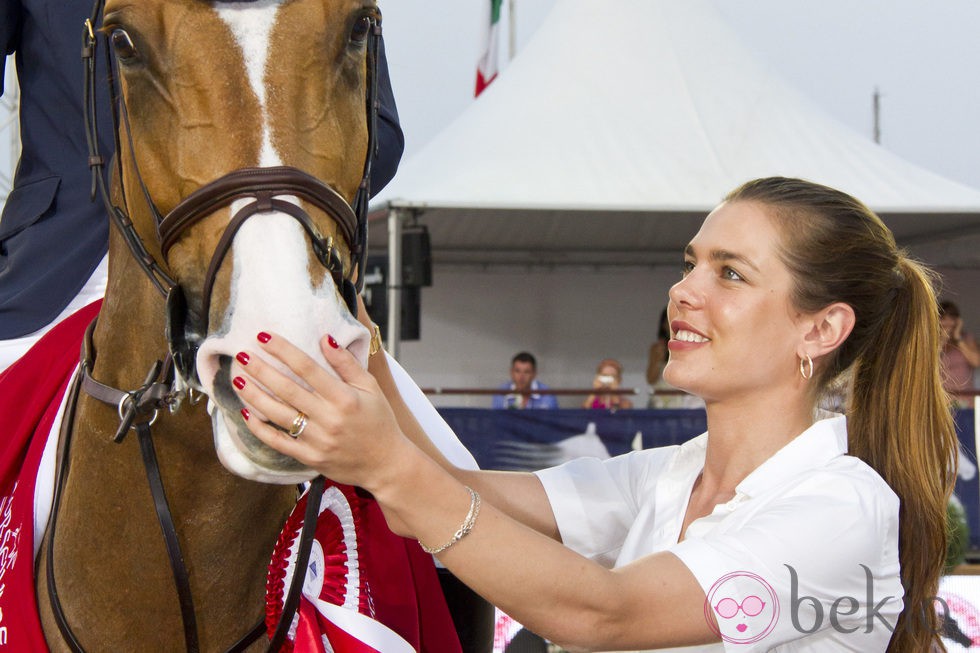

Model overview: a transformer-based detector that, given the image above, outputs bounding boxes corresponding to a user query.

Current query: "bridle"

[81,0,380,390]
[44,0,382,650]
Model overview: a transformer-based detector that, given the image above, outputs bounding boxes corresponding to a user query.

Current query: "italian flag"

[475,0,503,96]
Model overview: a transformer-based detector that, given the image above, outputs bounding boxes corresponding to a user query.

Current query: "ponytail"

[847,258,957,653]
[726,178,958,652]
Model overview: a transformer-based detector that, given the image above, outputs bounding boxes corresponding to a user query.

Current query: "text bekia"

[786,564,897,634]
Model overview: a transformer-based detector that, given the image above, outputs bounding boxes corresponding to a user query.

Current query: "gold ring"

[288,411,308,438]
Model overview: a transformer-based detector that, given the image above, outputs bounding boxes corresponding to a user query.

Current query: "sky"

[379,0,980,191]
[3,1,979,195]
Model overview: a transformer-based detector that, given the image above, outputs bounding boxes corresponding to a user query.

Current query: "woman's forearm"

[366,350,561,539]
[370,452,712,651]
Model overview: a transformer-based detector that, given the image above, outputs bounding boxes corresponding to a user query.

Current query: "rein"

[45,319,326,653]
[46,0,382,649]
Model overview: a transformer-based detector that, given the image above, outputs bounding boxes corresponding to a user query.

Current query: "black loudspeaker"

[437,569,494,653]
[362,255,421,341]
[401,225,432,287]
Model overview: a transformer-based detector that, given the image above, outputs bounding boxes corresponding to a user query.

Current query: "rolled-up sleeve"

[670,470,903,651]
[535,448,674,568]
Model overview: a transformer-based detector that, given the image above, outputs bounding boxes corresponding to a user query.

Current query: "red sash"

[0,300,102,652]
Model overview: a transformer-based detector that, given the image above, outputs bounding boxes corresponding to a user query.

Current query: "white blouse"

[535,415,903,652]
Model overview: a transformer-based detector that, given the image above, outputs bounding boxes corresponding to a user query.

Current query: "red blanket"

[0,299,102,652]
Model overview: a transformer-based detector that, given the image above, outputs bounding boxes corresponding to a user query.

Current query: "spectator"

[647,307,704,409]
[645,307,670,389]
[939,300,980,406]
[582,358,633,409]
[492,352,558,409]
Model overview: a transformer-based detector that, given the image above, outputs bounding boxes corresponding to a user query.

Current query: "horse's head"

[101,0,380,483]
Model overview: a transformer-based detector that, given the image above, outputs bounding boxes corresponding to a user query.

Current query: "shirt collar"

[673,413,848,499]
[510,379,543,399]
[736,413,848,498]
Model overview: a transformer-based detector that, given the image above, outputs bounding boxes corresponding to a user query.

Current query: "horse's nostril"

[211,354,243,411]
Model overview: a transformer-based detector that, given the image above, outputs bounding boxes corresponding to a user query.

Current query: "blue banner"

[438,408,980,549]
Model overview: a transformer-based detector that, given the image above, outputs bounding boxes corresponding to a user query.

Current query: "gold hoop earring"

[799,354,814,380]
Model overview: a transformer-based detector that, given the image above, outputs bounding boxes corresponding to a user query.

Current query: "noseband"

[161,166,363,387]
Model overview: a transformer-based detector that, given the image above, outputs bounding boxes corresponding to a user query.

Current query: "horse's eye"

[349,16,372,44]
[110,28,139,61]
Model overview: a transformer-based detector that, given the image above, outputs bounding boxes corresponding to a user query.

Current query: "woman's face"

[940,314,958,340]
[598,364,620,386]
[663,201,805,402]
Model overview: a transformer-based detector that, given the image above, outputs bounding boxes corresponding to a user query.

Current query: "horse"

[25,0,415,650]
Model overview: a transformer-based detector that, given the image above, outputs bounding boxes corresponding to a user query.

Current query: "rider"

[0,0,405,373]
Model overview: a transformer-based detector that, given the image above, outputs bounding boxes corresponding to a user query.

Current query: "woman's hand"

[231,330,414,493]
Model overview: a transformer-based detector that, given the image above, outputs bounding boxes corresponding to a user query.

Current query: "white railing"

[0,57,20,206]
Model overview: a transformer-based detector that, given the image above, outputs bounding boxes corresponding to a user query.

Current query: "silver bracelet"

[420,486,481,555]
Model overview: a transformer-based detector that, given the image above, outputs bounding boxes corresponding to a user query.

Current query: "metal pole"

[386,206,403,359]
[508,0,516,61]
[872,87,881,144]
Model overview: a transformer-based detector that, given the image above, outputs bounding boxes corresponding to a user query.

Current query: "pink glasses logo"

[705,571,779,644]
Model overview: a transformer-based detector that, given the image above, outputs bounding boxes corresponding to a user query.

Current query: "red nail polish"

[327,335,339,349]
[236,352,250,366]
[257,332,272,343]
[241,408,250,421]
[233,376,246,390]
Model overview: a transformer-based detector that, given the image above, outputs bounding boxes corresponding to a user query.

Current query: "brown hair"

[939,300,960,319]
[595,358,624,381]
[726,177,957,652]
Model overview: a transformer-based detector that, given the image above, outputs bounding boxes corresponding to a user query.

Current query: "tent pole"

[386,206,403,359]
[508,0,516,61]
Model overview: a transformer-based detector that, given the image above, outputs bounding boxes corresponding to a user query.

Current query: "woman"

[939,300,980,406]
[233,178,955,651]
[582,358,634,409]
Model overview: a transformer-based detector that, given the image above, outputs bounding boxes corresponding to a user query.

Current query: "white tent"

[370,0,980,270]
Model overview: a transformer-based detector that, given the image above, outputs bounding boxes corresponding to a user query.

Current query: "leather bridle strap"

[81,0,177,298]
[169,175,353,338]
[267,476,327,652]
[46,318,314,652]
[47,319,204,652]
[133,415,202,652]
[159,166,358,259]
[44,361,86,652]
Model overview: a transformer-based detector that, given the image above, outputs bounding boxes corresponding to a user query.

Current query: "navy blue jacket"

[0,0,404,338]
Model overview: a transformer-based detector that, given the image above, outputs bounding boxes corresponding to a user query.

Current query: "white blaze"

[198,3,371,483]
[215,0,280,166]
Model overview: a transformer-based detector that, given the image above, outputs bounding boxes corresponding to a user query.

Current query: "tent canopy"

[370,0,980,269]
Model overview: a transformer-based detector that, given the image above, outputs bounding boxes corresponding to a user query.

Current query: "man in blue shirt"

[493,352,559,409]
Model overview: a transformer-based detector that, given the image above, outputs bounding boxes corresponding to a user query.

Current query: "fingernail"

[241,408,250,421]
[257,332,272,343]
[233,376,246,390]
[327,335,339,349]
[236,352,250,366]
